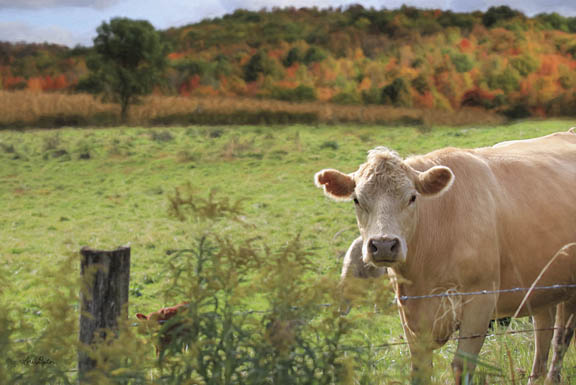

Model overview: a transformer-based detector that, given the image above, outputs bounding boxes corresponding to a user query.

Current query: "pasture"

[1,120,575,383]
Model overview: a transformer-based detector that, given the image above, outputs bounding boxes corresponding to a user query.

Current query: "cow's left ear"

[315,169,355,201]
[136,313,148,320]
[415,166,454,196]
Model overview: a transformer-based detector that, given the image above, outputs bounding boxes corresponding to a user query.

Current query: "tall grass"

[2,122,576,383]
[0,90,506,128]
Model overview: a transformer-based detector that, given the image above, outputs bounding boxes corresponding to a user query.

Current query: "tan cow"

[315,129,576,384]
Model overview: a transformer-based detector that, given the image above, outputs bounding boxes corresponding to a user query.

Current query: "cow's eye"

[353,198,360,206]
[409,194,417,205]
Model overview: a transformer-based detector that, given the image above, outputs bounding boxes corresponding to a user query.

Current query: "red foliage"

[179,75,201,96]
[168,52,186,60]
[51,74,68,90]
[460,87,496,107]
[413,91,434,109]
[458,38,472,53]
[285,63,299,78]
[4,75,26,90]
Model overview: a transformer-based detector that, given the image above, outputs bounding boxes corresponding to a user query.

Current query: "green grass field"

[1,120,575,383]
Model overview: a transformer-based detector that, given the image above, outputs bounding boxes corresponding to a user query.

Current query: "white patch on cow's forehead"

[355,147,412,194]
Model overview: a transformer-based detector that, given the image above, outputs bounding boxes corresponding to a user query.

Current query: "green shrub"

[381,78,412,107]
[331,91,361,105]
[270,85,317,102]
[450,53,474,73]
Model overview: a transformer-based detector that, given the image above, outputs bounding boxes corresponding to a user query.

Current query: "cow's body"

[316,130,576,384]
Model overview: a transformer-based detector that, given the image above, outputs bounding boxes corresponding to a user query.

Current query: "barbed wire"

[396,283,576,302]
[7,283,576,382]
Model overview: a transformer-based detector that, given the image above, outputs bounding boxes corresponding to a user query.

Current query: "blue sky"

[1,0,575,47]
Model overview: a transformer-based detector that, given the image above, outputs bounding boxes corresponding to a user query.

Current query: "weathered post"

[78,246,131,384]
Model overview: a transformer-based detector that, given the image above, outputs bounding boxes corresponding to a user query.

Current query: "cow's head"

[315,147,454,267]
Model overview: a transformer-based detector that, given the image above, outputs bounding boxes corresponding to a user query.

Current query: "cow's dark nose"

[368,237,400,262]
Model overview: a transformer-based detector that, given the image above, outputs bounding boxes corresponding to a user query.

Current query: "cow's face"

[315,148,454,267]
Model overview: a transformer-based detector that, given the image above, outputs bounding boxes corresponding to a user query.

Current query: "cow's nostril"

[369,239,378,254]
[390,238,399,253]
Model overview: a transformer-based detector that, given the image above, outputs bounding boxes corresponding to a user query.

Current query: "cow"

[315,129,576,384]
[136,303,190,356]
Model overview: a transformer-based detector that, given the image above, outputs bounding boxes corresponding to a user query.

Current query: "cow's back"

[478,130,576,316]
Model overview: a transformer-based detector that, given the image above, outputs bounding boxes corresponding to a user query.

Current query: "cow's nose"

[368,237,400,262]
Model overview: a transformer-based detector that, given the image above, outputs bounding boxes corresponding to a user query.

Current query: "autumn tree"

[83,18,168,122]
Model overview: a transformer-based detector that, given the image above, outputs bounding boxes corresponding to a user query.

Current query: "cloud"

[0,21,78,45]
[0,0,120,9]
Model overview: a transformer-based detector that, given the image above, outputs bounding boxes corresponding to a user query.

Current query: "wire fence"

[6,282,576,381]
[396,283,576,302]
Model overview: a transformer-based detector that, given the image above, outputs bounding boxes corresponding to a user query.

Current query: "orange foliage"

[26,75,70,92]
[413,91,435,109]
[316,87,337,101]
[285,63,299,79]
[27,77,43,92]
[538,55,562,76]
[274,80,298,89]
[267,49,284,60]
[353,48,365,61]
[168,52,187,60]
[385,58,398,72]
[193,85,219,97]
[458,38,473,53]
[357,77,372,92]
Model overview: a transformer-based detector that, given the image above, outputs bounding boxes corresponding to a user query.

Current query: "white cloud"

[0,0,120,9]
[0,21,77,45]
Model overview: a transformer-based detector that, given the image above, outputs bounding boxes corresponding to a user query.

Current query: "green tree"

[381,78,411,107]
[482,6,523,28]
[450,53,474,73]
[85,18,169,122]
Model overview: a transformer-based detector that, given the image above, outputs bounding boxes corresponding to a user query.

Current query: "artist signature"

[6,355,55,367]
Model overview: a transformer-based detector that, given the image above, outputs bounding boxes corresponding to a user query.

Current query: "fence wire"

[6,282,576,382]
[396,283,576,302]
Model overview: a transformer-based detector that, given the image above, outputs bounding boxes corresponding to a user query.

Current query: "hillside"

[2,6,576,120]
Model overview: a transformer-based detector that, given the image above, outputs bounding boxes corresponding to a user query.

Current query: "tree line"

[1,5,576,121]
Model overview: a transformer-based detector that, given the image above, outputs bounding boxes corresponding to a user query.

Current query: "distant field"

[1,120,575,383]
[0,90,505,129]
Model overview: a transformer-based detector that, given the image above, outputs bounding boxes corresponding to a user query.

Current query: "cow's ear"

[315,169,355,201]
[136,313,148,320]
[415,166,454,196]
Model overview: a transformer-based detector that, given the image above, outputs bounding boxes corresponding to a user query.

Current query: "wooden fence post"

[78,246,131,384]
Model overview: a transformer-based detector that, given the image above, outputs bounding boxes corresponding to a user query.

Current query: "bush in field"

[150,185,367,384]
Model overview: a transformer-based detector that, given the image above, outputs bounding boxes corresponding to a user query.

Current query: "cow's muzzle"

[367,236,401,264]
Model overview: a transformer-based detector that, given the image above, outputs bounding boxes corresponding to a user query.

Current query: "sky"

[1,0,576,47]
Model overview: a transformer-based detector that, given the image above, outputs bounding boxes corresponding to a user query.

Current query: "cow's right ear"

[315,169,355,201]
[415,166,454,196]
[136,313,148,320]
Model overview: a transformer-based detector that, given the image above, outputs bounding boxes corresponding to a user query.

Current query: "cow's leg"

[407,340,434,385]
[528,307,555,384]
[452,296,495,385]
[546,301,576,384]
